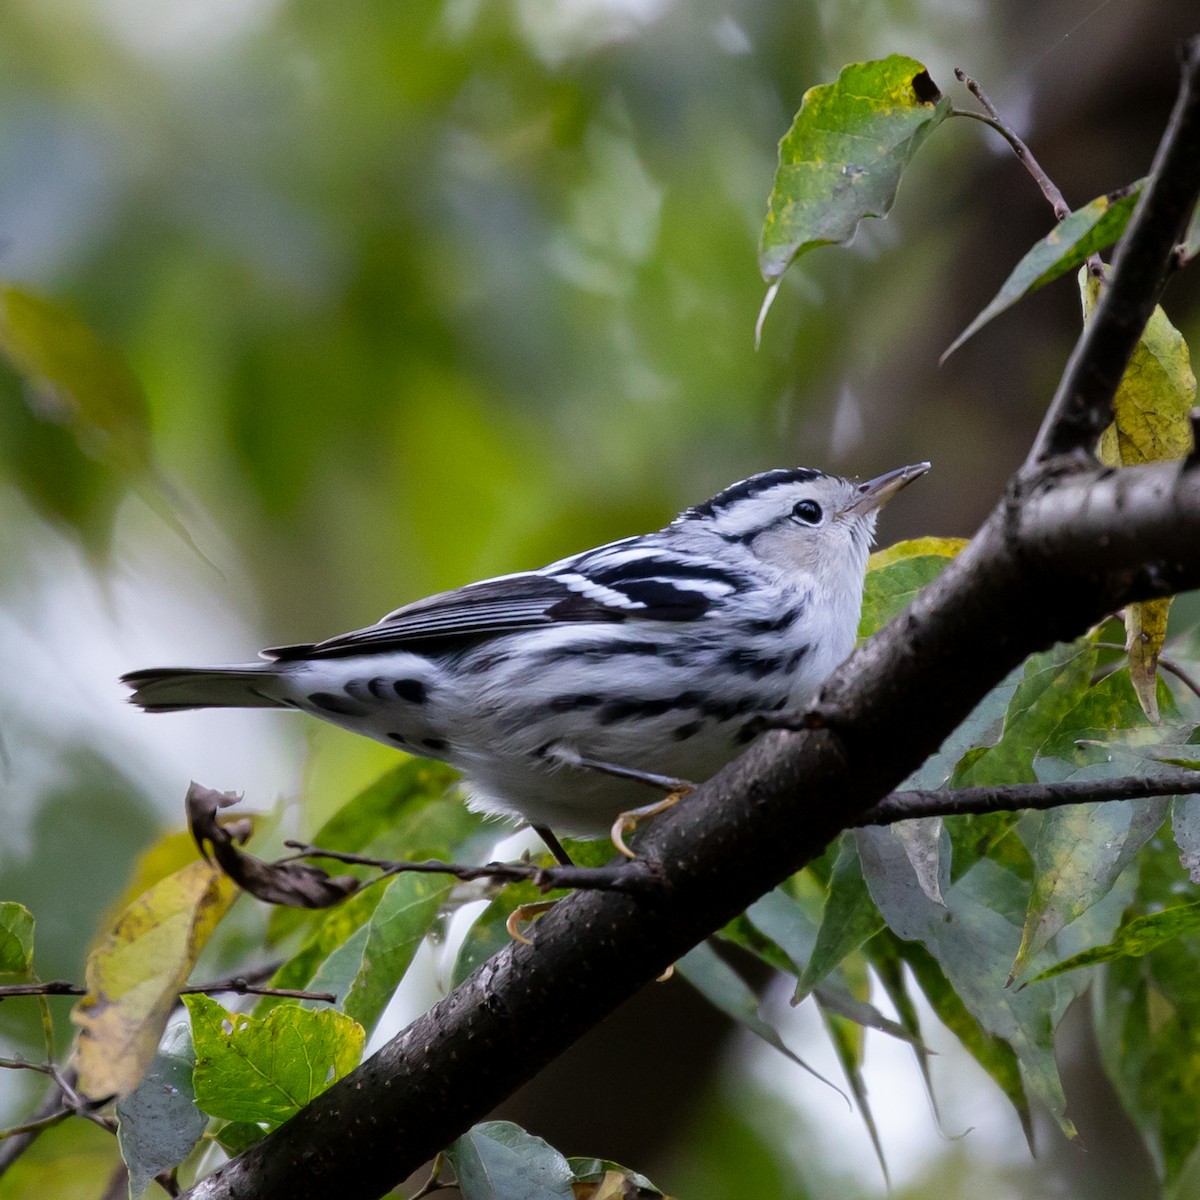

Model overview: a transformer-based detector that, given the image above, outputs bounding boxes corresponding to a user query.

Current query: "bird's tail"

[121,664,286,712]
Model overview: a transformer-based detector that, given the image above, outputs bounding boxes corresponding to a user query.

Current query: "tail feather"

[121,665,286,712]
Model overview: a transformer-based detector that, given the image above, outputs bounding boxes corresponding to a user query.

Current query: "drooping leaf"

[71,860,237,1101]
[1011,790,1167,983]
[1172,794,1200,883]
[816,992,891,1185]
[1087,273,1196,721]
[757,56,950,331]
[943,182,1144,359]
[677,942,837,1092]
[257,886,385,1013]
[446,1121,575,1200]
[889,817,945,904]
[567,1158,666,1198]
[268,761,477,946]
[115,1022,208,1198]
[0,901,34,976]
[796,837,884,999]
[185,994,363,1127]
[953,640,1097,787]
[866,936,939,1123]
[886,936,1032,1144]
[860,538,966,638]
[857,827,1075,1135]
[1030,899,1200,983]
[326,873,451,1035]
[1095,953,1200,1184]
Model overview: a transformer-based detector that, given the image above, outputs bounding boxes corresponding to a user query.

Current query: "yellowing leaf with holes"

[185,994,364,1127]
[71,860,237,1100]
[757,56,949,336]
[1084,271,1197,721]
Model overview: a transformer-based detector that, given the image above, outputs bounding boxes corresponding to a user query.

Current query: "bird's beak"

[845,462,931,514]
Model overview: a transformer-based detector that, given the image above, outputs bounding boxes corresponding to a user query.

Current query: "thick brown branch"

[1028,35,1200,463]
[860,770,1200,824]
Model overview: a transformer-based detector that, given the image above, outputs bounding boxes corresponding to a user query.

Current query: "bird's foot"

[611,784,694,859]
[505,899,558,944]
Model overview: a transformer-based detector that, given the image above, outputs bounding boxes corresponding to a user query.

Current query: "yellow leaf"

[1125,599,1170,724]
[1084,270,1197,721]
[868,536,968,571]
[71,860,237,1101]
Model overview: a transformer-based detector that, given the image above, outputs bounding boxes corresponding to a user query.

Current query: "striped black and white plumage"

[123,463,928,837]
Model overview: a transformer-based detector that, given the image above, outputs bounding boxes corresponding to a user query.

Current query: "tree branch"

[183,40,1200,1200]
[1027,35,1200,464]
[860,770,1200,825]
[285,843,663,895]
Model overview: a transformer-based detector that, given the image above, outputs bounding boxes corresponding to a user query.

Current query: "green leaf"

[1095,954,1200,1183]
[0,285,151,477]
[815,996,889,1185]
[71,861,238,1101]
[757,56,950,331]
[567,1158,664,1196]
[1173,794,1200,883]
[1011,791,1166,982]
[886,937,1032,1144]
[185,994,364,1127]
[115,1022,208,1198]
[859,539,965,638]
[1030,900,1200,983]
[677,942,836,1091]
[445,1121,575,1200]
[330,873,451,1036]
[858,828,1075,1136]
[0,901,34,976]
[942,182,1144,359]
[953,640,1097,787]
[267,760,468,946]
[796,838,884,999]
[259,886,385,1013]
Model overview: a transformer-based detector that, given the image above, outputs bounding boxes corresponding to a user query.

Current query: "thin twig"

[953,69,1071,219]
[859,769,1200,825]
[0,980,85,1000]
[0,1109,70,1141]
[179,979,336,1004]
[284,843,664,896]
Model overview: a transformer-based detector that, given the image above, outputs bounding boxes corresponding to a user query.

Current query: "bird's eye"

[791,499,823,525]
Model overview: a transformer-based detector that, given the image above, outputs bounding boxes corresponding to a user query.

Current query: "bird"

[122,462,929,860]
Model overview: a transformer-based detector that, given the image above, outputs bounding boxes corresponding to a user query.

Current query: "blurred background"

[0,0,1198,1195]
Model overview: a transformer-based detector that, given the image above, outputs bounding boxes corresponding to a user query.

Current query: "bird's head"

[676,462,931,589]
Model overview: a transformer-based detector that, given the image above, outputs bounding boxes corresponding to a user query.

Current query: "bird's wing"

[264,547,747,661]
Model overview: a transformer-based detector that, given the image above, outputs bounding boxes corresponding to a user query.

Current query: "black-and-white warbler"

[123,463,928,854]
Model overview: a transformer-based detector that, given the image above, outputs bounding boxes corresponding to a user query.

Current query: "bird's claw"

[610,785,694,859]
[505,899,557,943]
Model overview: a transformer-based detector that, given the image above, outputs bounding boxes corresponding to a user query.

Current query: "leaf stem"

[951,73,1071,221]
